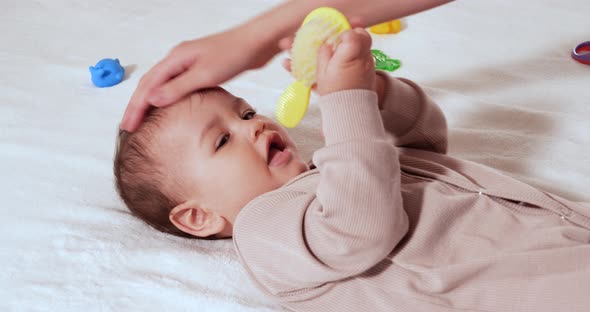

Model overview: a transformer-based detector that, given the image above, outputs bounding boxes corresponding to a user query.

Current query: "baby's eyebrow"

[235,97,249,109]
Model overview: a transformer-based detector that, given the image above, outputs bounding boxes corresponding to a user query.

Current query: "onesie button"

[559,208,574,220]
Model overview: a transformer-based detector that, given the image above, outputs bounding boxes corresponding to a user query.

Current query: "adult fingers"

[120,99,148,132]
[121,53,193,131]
[146,63,219,108]
[278,36,294,52]
[281,58,292,72]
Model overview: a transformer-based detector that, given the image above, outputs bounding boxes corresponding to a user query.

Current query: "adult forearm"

[246,0,453,49]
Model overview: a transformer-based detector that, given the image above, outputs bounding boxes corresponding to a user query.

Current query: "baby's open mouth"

[267,133,289,166]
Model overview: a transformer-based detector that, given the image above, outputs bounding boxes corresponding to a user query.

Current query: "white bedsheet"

[2,0,589,311]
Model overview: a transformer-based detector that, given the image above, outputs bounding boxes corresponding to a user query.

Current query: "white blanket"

[2,0,589,311]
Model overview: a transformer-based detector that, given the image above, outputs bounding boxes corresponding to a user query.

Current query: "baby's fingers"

[353,27,372,47]
[317,43,334,76]
[333,28,372,63]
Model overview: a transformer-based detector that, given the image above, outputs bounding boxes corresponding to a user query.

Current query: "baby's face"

[158,88,308,226]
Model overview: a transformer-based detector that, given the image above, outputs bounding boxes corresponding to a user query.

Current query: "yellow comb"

[276,7,351,128]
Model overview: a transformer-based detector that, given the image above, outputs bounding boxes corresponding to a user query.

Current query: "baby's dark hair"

[114,107,197,239]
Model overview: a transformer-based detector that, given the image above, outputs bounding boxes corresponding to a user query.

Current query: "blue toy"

[89,58,125,87]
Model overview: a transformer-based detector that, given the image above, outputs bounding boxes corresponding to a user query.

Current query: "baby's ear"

[169,200,227,238]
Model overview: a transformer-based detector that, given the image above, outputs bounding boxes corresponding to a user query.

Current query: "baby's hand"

[316,28,376,96]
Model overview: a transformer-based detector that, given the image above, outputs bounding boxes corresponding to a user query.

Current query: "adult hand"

[121,27,278,131]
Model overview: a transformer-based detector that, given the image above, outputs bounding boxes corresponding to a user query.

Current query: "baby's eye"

[215,134,229,151]
[242,109,257,120]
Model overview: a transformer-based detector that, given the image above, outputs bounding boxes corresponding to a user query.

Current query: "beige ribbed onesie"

[233,74,590,312]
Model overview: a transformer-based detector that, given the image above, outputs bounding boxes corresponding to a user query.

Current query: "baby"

[115,29,590,311]
[114,85,309,239]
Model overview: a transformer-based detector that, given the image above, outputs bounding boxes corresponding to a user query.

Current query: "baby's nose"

[249,119,265,139]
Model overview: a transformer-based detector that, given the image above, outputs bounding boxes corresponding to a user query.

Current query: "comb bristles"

[291,14,348,87]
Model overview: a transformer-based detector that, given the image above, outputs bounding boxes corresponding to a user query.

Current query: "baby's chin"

[278,153,309,182]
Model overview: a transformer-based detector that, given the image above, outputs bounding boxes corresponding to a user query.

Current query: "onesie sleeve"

[377,72,448,154]
[309,90,408,273]
[233,89,408,301]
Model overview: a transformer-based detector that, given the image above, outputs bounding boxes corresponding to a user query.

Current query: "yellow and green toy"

[276,7,401,128]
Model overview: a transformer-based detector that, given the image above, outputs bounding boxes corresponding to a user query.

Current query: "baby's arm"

[307,29,408,274]
[307,92,407,276]
[376,72,448,154]
[234,30,408,298]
